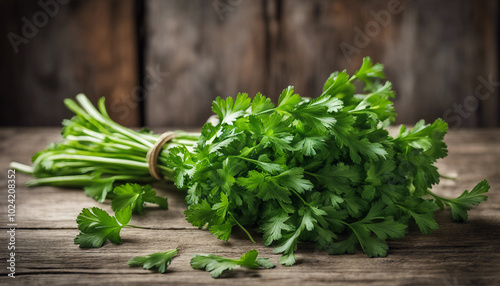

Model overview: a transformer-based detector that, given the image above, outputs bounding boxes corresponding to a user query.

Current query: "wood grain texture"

[384,0,499,128]
[0,127,499,285]
[144,0,267,127]
[144,0,498,128]
[264,0,499,127]
[0,0,139,127]
[0,1,498,128]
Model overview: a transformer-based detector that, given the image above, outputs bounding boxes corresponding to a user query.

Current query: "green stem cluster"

[11,94,200,189]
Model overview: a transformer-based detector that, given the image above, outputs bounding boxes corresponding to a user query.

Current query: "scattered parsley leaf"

[128,249,178,273]
[190,249,274,278]
[74,207,134,248]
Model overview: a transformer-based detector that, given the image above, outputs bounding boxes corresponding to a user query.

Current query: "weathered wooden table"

[1,127,499,285]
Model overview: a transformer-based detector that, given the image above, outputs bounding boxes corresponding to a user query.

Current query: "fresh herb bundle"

[11,94,200,202]
[12,57,489,266]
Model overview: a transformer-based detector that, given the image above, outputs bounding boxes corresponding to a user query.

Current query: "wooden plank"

[144,0,498,128]
[0,1,497,128]
[272,0,499,127]
[0,0,139,127]
[144,0,267,128]
[2,221,499,285]
[1,127,499,284]
[385,0,499,128]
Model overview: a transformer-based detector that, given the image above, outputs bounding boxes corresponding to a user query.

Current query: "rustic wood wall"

[0,0,140,126]
[1,0,498,128]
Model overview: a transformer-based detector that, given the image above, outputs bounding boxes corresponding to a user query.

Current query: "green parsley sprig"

[112,183,168,214]
[190,249,274,278]
[128,249,178,273]
[75,207,147,248]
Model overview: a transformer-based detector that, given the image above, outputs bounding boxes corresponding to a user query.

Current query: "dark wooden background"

[0,0,498,128]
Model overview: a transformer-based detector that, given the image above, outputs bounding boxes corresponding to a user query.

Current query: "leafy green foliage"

[74,207,134,248]
[166,57,490,265]
[329,201,407,257]
[431,180,489,222]
[13,57,490,268]
[190,249,274,278]
[398,197,438,234]
[84,175,114,203]
[128,249,178,273]
[112,183,168,214]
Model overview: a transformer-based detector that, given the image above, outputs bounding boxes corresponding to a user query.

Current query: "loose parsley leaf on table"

[190,249,274,278]
[74,207,142,248]
[128,249,178,273]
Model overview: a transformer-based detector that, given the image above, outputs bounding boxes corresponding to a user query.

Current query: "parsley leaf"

[83,174,114,203]
[111,183,168,214]
[398,197,438,234]
[251,92,274,115]
[429,180,490,222]
[128,249,178,273]
[74,207,133,248]
[190,249,274,278]
[259,209,293,245]
[447,180,489,221]
[212,93,251,125]
[331,201,406,257]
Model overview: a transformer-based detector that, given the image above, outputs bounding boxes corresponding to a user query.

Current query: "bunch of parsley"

[11,57,489,266]
[165,58,489,265]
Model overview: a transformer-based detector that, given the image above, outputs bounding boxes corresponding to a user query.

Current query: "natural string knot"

[146,131,176,180]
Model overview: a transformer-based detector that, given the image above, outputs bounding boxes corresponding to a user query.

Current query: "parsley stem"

[229,212,257,244]
[426,189,451,202]
[291,189,310,207]
[25,174,154,187]
[439,174,456,181]
[395,204,409,212]
[44,154,149,169]
[125,225,152,230]
[75,94,155,148]
[340,221,350,227]
[26,175,95,187]
[9,162,33,174]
